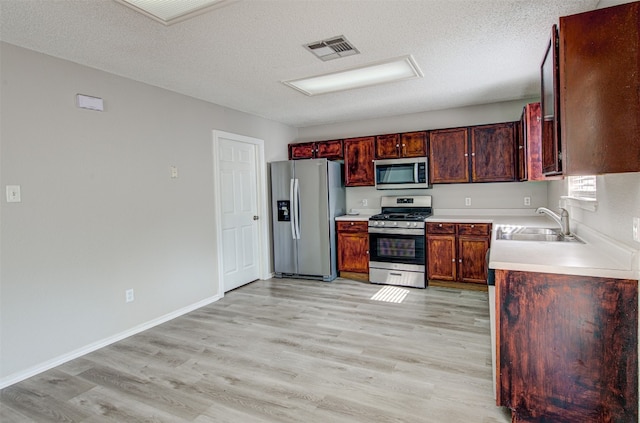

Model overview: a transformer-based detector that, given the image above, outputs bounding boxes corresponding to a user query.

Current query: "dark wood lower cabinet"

[496,269,638,423]
[337,221,369,278]
[426,222,490,284]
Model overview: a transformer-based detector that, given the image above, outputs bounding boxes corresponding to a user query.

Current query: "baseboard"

[0,293,223,389]
[428,280,488,291]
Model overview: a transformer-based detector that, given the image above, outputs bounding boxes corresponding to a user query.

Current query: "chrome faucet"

[536,207,571,236]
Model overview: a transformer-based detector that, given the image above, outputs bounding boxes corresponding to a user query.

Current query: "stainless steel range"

[368,195,432,288]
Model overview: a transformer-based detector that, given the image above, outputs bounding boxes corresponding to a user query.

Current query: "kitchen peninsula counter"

[426,213,639,281]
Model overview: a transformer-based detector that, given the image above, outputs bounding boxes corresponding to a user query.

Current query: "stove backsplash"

[345,182,547,214]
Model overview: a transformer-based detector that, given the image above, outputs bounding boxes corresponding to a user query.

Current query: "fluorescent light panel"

[115,0,234,25]
[284,55,423,96]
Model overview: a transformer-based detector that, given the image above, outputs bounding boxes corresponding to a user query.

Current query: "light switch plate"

[6,185,21,202]
[633,217,639,242]
[465,197,471,207]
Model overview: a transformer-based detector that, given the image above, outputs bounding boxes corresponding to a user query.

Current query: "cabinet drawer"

[337,221,368,233]
[457,223,490,236]
[426,222,456,234]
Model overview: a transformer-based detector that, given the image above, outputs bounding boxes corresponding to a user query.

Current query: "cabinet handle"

[396,144,400,147]
[438,224,443,227]
[464,153,468,157]
[366,251,369,255]
[402,144,406,147]
[470,224,475,228]
[459,259,462,263]
[452,259,456,262]
[350,222,354,225]
[519,146,524,150]
[471,153,475,156]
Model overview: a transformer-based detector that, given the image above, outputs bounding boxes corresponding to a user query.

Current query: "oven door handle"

[368,227,424,235]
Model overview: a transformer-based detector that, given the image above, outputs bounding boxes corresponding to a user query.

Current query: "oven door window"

[369,232,425,265]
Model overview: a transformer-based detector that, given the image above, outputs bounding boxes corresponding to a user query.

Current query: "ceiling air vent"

[304,36,360,61]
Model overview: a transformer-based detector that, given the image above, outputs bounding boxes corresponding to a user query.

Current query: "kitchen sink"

[496,226,584,243]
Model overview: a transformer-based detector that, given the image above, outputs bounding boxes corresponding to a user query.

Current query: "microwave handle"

[414,163,419,183]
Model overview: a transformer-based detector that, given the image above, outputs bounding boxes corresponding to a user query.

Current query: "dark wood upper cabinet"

[375,131,427,159]
[559,2,640,175]
[540,25,562,176]
[288,140,343,160]
[516,119,526,181]
[375,134,401,159]
[400,131,427,158]
[519,102,562,182]
[429,127,469,184]
[430,124,516,184]
[288,142,316,160]
[315,139,343,160]
[344,136,375,187]
[470,122,517,183]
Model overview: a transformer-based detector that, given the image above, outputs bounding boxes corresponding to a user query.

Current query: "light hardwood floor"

[1,278,512,422]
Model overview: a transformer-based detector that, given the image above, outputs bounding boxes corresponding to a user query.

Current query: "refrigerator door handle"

[293,178,301,239]
[289,178,296,239]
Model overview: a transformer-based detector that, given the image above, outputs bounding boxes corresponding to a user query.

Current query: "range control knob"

[405,222,411,227]
[412,222,418,227]
[392,222,398,226]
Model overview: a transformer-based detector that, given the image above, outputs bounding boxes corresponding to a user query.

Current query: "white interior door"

[217,137,261,292]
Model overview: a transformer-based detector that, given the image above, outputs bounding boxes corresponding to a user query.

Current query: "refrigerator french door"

[271,159,345,281]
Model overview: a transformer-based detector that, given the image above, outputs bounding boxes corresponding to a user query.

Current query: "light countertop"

[336,212,639,280]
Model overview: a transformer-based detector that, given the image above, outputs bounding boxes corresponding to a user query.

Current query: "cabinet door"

[517,116,526,181]
[457,236,489,284]
[560,2,640,175]
[344,136,375,187]
[316,139,343,160]
[337,232,369,273]
[496,270,638,422]
[426,235,456,281]
[289,142,315,160]
[401,131,427,158]
[541,25,562,175]
[375,134,401,159]
[429,128,469,184]
[470,122,517,182]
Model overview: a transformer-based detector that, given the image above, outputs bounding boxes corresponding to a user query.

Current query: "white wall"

[297,99,548,213]
[548,173,640,250]
[0,42,296,383]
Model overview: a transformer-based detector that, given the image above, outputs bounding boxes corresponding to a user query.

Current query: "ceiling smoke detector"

[304,36,360,61]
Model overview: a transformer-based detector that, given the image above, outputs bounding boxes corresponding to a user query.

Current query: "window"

[567,175,597,201]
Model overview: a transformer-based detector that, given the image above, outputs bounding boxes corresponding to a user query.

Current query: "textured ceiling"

[0,0,626,128]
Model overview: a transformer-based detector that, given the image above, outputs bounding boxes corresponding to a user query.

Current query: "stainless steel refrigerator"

[270,159,345,281]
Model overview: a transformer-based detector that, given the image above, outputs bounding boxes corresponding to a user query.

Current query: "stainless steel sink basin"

[496,226,584,243]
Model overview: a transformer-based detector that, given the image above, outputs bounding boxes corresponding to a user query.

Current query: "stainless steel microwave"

[374,157,430,190]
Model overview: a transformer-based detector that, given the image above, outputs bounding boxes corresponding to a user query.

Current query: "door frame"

[212,130,271,296]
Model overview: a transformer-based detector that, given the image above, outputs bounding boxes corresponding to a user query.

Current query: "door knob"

[253,216,259,220]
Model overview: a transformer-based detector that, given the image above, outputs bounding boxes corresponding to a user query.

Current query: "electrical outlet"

[170,166,178,178]
[465,197,471,207]
[633,217,640,242]
[524,196,531,206]
[361,199,368,207]
[125,289,134,303]
[6,185,21,203]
